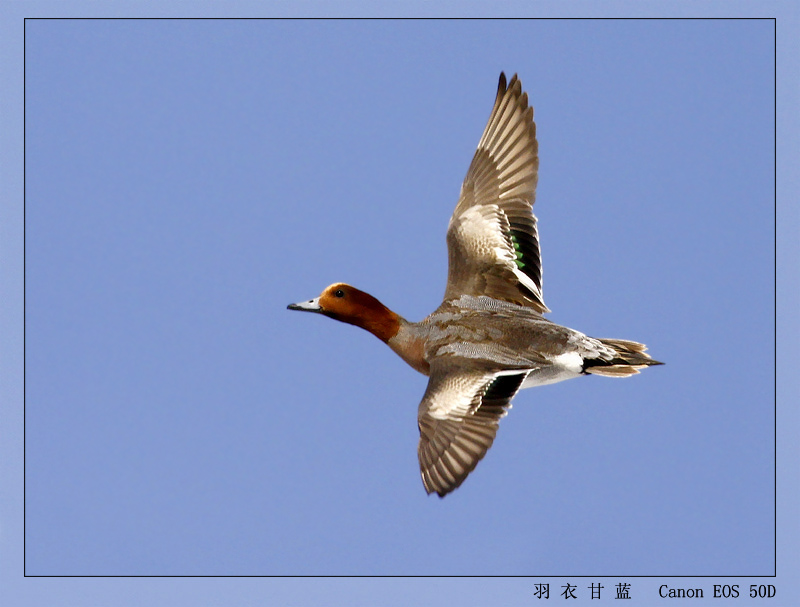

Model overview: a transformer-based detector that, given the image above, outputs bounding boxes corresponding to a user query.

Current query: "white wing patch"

[425,373,487,421]
[452,204,545,302]
[452,205,513,265]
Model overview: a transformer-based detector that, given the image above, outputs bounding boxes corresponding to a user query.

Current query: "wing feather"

[417,364,528,497]
[444,73,547,312]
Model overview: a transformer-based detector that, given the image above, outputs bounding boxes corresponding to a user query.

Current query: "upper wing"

[417,362,529,497]
[444,73,548,313]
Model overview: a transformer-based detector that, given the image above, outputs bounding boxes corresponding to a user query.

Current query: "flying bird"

[288,73,662,497]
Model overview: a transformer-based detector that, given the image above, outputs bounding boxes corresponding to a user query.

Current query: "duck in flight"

[288,73,662,497]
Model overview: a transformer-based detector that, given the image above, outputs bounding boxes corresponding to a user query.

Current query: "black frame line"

[21,15,779,579]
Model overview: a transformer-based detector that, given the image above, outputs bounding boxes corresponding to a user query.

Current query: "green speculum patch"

[510,234,526,269]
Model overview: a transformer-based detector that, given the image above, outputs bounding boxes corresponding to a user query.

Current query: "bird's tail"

[583,338,664,377]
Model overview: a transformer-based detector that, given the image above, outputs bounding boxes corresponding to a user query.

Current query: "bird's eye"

[334,289,345,298]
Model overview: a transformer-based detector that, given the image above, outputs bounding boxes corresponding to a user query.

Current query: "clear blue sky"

[2,5,798,607]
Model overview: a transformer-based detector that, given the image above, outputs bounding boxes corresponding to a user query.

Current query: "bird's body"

[288,73,662,497]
